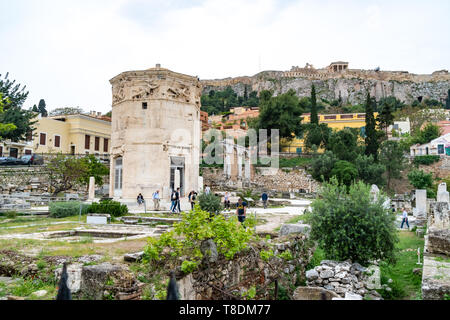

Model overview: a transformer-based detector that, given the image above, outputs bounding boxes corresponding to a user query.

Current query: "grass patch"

[434,256,450,263]
[378,230,424,300]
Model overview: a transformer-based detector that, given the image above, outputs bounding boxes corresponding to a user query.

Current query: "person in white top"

[400,207,410,229]
[152,190,160,211]
[224,192,230,210]
[204,185,211,195]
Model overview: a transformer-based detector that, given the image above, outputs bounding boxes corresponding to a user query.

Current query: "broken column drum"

[109,66,202,201]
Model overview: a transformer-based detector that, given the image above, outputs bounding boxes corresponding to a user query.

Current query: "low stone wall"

[174,234,314,300]
[0,166,107,196]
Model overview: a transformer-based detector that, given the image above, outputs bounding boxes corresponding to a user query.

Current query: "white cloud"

[0,0,449,114]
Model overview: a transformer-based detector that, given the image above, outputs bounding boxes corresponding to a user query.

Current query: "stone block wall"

[202,167,320,193]
[0,166,107,196]
[176,234,314,300]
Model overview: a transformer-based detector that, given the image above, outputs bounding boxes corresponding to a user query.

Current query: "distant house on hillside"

[410,133,450,157]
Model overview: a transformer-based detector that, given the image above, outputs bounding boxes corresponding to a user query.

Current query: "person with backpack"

[188,190,198,210]
[137,193,144,207]
[236,198,248,225]
[261,192,269,209]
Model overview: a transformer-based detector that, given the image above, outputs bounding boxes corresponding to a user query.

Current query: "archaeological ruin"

[109,65,202,203]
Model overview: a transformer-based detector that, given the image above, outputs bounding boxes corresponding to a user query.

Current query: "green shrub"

[310,178,398,265]
[49,201,84,218]
[5,211,18,219]
[197,193,222,215]
[87,200,128,217]
[413,155,440,166]
[143,205,255,274]
[330,160,358,186]
[407,169,433,190]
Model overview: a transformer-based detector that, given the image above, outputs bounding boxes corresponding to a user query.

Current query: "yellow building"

[282,112,378,153]
[32,113,111,156]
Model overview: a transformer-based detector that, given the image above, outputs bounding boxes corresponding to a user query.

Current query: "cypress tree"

[365,92,379,161]
[38,99,48,117]
[310,84,318,125]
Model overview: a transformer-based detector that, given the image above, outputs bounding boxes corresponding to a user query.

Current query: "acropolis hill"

[201,62,450,105]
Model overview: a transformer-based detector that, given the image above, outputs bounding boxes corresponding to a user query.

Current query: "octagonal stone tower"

[109,65,202,202]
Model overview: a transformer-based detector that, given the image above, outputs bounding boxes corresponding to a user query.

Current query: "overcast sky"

[1,0,449,114]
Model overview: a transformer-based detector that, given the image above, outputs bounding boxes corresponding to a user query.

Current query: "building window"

[340,114,353,119]
[324,115,336,120]
[0,146,3,157]
[40,133,47,146]
[54,135,61,148]
[438,144,444,154]
[25,149,32,155]
[95,137,100,151]
[142,102,148,110]
[26,131,33,141]
[85,135,90,150]
[104,138,109,152]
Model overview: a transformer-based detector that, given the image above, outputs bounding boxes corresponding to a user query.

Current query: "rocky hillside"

[201,70,450,105]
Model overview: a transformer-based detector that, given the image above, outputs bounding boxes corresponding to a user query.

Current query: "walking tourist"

[261,192,269,209]
[188,190,198,210]
[236,198,248,225]
[170,189,178,213]
[152,190,160,211]
[137,193,144,206]
[400,207,410,229]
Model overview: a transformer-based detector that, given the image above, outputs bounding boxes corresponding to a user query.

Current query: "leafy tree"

[47,154,89,195]
[31,104,39,112]
[377,98,395,136]
[0,72,28,109]
[377,96,405,113]
[46,154,109,195]
[416,123,441,144]
[49,107,85,116]
[79,155,110,188]
[310,178,398,265]
[326,128,359,162]
[310,85,318,125]
[38,99,48,117]
[298,96,312,112]
[354,154,386,186]
[407,169,433,190]
[423,98,443,108]
[105,110,112,117]
[304,123,331,151]
[0,93,16,137]
[379,140,405,189]
[364,92,379,161]
[0,104,36,142]
[311,151,338,182]
[330,160,358,186]
[0,73,35,142]
[254,89,303,141]
[394,106,446,136]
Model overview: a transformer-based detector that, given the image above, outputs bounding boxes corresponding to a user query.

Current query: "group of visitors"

[136,187,272,226]
[137,191,161,211]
